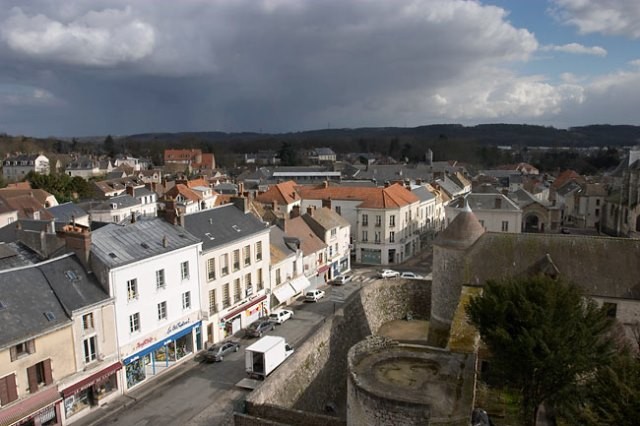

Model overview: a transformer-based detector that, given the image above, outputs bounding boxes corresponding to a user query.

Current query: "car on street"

[378,269,400,279]
[245,319,276,338]
[203,341,240,362]
[331,274,353,285]
[269,309,294,324]
[400,271,424,280]
[305,289,325,302]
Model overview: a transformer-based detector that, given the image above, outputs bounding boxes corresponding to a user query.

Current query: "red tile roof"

[255,181,301,206]
[284,217,327,256]
[297,183,419,209]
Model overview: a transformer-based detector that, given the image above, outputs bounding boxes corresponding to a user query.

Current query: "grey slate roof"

[91,218,201,268]
[86,194,141,211]
[182,204,269,252]
[0,260,71,349]
[38,254,109,313]
[47,202,89,224]
[411,186,436,202]
[450,193,520,211]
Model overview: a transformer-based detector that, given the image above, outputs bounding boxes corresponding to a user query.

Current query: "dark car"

[245,319,275,338]
[203,341,240,362]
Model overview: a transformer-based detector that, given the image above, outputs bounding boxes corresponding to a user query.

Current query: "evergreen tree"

[466,275,616,426]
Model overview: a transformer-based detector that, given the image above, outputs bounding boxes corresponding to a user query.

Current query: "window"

[27,360,52,393]
[245,273,253,295]
[181,261,190,280]
[233,249,240,271]
[182,292,191,310]
[83,336,97,363]
[157,301,167,320]
[209,289,218,314]
[390,215,395,227]
[257,269,264,291]
[127,279,138,301]
[207,258,216,281]
[10,339,35,361]
[603,302,617,318]
[222,284,231,308]
[362,230,368,242]
[233,279,242,302]
[389,231,395,243]
[256,241,263,261]
[156,269,166,289]
[243,245,251,266]
[221,253,229,276]
[375,231,381,243]
[375,215,382,226]
[501,221,509,232]
[129,313,140,333]
[362,214,368,226]
[0,373,18,405]
[276,268,282,285]
[335,206,341,215]
[595,208,600,217]
[596,199,601,206]
[82,313,94,331]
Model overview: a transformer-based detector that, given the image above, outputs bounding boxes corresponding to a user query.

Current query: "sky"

[0,0,639,137]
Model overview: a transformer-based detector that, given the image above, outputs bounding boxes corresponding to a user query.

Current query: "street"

[77,254,432,426]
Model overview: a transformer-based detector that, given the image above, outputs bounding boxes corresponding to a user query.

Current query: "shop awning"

[317,265,330,275]
[123,321,201,365]
[272,284,296,303]
[221,295,267,322]
[0,386,60,426]
[61,362,122,397]
[290,276,311,293]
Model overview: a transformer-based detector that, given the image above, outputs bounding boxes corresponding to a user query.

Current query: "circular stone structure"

[347,336,474,426]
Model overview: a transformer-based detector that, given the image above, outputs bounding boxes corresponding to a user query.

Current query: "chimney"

[290,205,300,218]
[162,235,168,248]
[321,198,331,209]
[62,224,92,271]
[416,178,422,185]
[131,211,136,223]
[323,180,329,189]
[49,219,56,233]
[126,185,135,196]
[307,206,314,216]
[384,181,390,188]
[231,196,249,214]
[271,200,277,211]
[238,182,244,195]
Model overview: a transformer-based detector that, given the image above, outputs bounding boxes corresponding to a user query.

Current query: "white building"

[301,206,351,280]
[182,199,271,345]
[90,218,203,391]
[2,154,49,181]
[446,193,522,233]
[84,194,143,224]
[268,226,306,309]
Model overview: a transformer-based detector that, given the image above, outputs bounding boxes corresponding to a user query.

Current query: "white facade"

[0,209,18,228]
[108,244,202,391]
[198,229,271,345]
[445,196,522,234]
[89,201,143,224]
[2,154,49,181]
[269,246,304,308]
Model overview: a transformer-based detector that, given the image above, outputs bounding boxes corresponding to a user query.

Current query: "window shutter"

[0,374,18,404]
[27,365,38,393]
[9,346,17,362]
[43,359,53,385]
[27,340,35,353]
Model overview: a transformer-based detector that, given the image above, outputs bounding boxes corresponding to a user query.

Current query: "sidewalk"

[73,357,201,426]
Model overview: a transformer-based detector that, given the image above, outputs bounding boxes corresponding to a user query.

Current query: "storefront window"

[126,358,146,388]
[175,334,193,360]
[64,390,90,418]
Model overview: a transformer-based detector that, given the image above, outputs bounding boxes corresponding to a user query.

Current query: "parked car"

[246,319,276,338]
[400,271,423,280]
[378,269,400,279]
[305,289,325,302]
[269,309,294,324]
[332,274,353,285]
[203,341,240,362]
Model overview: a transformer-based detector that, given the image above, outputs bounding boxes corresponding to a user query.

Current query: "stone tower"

[428,202,485,347]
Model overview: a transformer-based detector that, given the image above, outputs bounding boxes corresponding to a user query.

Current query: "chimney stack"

[126,185,135,197]
[162,235,168,248]
[62,224,92,272]
[307,206,315,216]
[290,205,300,218]
[231,196,249,214]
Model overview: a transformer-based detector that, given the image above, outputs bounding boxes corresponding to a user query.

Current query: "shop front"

[122,321,201,390]
[219,295,267,339]
[61,362,121,421]
[0,386,61,426]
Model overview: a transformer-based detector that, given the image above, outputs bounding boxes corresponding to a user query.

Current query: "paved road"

[78,259,433,426]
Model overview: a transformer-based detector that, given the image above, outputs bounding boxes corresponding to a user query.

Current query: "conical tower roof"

[434,201,485,249]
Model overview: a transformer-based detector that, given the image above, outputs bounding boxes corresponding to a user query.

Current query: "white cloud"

[0,83,57,106]
[551,0,640,38]
[1,6,155,66]
[630,59,640,67]
[541,43,607,56]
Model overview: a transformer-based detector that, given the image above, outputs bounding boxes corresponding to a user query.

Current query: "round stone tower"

[428,202,484,347]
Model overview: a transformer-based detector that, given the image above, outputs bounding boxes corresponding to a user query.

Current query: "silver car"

[203,341,240,362]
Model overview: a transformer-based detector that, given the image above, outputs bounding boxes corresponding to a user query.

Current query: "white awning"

[273,283,297,303]
[290,276,311,293]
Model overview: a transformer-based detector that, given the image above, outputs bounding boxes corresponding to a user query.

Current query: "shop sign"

[166,319,190,335]
[135,337,155,350]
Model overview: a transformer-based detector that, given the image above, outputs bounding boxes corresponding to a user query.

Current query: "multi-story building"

[301,207,351,280]
[82,194,143,224]
[65,157,113,179]
[282,216,328,286]
[2,154,49,181]
[299,183,421,265]
[182,199,271,345]
[445,193,522,233]
[90,219,203,391]
[268,226,306,309]
[255,181,302,216]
